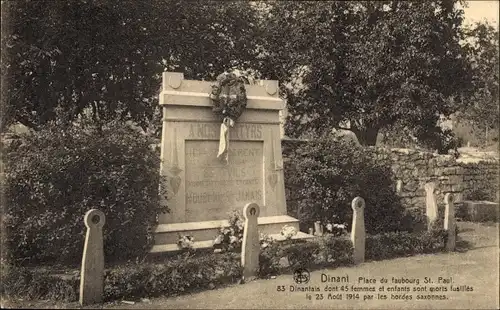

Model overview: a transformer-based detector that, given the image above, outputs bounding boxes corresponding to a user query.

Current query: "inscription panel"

[187,123,263,140]
[184,140,264,221]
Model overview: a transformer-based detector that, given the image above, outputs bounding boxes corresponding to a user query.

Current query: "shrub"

[284,135,405,234]
[106,252,242,301]
[0,264,79,302]
[2,122,168,266]
[279,236,354,270]
[467,188,492,201]
[259,241,282,277]
[365,229,447,261]
[399,208,427,233]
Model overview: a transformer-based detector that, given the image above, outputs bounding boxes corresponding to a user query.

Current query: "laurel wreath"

[209,72,248,122]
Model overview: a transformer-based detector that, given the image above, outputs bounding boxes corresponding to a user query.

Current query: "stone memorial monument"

[151,72,310,253]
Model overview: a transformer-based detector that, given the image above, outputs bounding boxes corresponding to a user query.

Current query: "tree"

[1,0,261,132]
[460,21,499,143]
[258,1,473,146]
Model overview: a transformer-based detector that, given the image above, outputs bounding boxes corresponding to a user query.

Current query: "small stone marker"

[241,202,260,282]
[351,197,366,264]
[424,182,438,230]
[396,180,403,194]
[314,221,323,236]
[444,193,456,251]
[80,209,105,306]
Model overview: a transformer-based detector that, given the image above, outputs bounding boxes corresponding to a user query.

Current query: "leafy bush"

[399,208,428,233]
[284,135,405,234]
[104,252,241,300]
[2,122,168,266]
[280,237,353,270]
[467,188,492,201]
[0,264,79,302]
[365,229,447,261]
[259,240,282,276]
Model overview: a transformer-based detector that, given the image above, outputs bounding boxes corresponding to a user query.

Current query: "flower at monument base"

[221,227,231,235]
[260,233,276,249]
[280,225,298,240]
[236,220,244,231]
[325,222,348,237]
[213,235,223,245]
[177,235,195,249]
[229,236,238,244]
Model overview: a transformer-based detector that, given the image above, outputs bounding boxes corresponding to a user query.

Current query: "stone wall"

[361,147,499,209]
[282,139,499,212]
[460,159,499,202]
[366,147,466,210]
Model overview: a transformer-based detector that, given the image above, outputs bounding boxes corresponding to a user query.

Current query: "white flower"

[229,236,238,244]
[326,223,333,232]
[236,220,244,230]
[280,225,298,240]
[213,235,223,245]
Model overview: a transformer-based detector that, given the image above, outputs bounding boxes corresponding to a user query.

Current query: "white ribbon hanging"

[217,117,235,163]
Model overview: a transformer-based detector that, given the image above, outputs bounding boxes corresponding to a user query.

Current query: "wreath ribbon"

[217,117,235,162]
[210,72,247,163]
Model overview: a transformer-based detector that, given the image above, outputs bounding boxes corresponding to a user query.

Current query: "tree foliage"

[259,0,473,146]
[1,0,260,131]
[461,21,499,135]
[1,0,484,149]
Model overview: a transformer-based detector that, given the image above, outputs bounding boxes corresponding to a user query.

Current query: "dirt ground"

[2,221,499,310]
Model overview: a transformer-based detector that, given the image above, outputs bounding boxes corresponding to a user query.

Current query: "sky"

[462,0,499,28]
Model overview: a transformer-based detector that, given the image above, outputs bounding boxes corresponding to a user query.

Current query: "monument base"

[150,215,314,254]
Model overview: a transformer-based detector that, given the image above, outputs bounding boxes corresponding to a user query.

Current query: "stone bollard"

[80,209,105,306]
[424,182,438,230]
[351,197,366,264]
[314,221,323,236]
[396,180,403,195]
[444,193,456,251]
[241,202,260,282]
